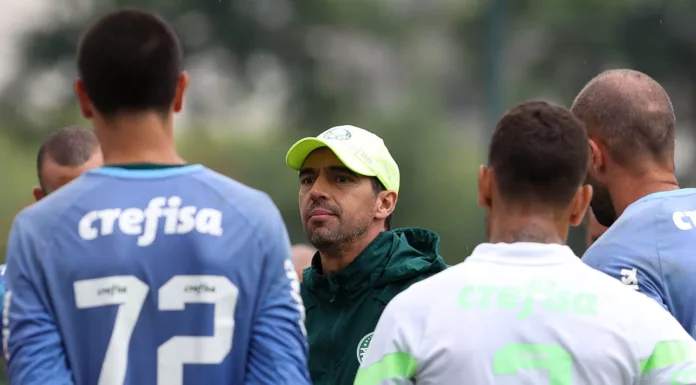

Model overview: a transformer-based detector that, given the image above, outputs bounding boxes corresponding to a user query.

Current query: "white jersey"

[355,242,696,385]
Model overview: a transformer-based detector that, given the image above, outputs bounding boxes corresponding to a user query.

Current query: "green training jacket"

[301,227,448,385]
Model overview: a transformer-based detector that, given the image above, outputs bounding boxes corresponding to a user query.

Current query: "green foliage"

[5,0,693,263]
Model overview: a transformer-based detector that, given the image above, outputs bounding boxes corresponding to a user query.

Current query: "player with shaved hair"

[357,100,696,385]
[575,69,696,337]
[0,126,102,362]
[34,126,103,201]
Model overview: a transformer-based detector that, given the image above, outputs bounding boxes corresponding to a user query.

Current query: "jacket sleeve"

[245,201,310,384]
[5,218,74,385]
[583,241,667,309]
[354,291,419,385]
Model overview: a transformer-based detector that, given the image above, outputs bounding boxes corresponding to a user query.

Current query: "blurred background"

[3,0,696,267]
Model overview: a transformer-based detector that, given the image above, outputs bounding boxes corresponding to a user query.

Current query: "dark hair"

[488,100,589,207]
[77,8,183,118]
[37,126,100,190]
[371,177,393,230]
[571,69,675,168]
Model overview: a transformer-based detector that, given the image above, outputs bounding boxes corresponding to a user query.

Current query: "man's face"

[586,169,617,228]
[35,149,103,200]
[298,148,378,251]
[586,209,608,248]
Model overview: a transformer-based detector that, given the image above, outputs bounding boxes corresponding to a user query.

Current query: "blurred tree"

[0,0,414,143]
[5,0,696,263]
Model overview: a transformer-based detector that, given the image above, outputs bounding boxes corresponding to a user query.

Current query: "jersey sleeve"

[354,291,420,385]
[583,240,667,309]
[4,216,74,384]
[637,299,696,384]
[244,198,310,385]
[0,264,7,362]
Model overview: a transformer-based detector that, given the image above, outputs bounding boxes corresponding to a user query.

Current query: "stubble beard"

[587,176,617,228]
[305,217,372,257]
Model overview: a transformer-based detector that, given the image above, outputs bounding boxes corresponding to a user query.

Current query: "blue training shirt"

[583,188,696,337]
[0,263,6,361]
[3,165,310,385]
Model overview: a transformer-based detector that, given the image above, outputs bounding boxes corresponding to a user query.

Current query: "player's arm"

[583,242,667,308]
[0,263,7,362]
[245,199,310,385]
[638,300,696,384]
[354,291,420,385]
[4,217,73,384]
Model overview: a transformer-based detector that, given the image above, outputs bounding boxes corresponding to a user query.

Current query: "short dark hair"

[489,100,589,207]
[77,9,183,117]
[571,69,675,168]
[37,126,100,190]
[371,177,393,230]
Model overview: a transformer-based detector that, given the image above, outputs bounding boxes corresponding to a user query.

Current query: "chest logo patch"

[356,332,374,364]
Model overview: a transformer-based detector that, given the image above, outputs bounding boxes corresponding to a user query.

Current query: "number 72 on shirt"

[74,275,238,385]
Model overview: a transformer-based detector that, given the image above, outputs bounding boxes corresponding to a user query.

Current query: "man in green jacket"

[285,125,448,385]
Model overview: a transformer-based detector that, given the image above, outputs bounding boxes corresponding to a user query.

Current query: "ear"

[375,190,398,220]
[478,165,492,209]
[588,138,608,182]
[74,79,93,118]
[569,184,593,227]
[33,186,46,202]
[173,72,189,113]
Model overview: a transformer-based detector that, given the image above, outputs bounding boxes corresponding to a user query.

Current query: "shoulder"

[621,188,696,237]
[583,200,659,267]
[586,189,696,264]
[651,189,696,258]
[389,264,461,311]
[578,263,660,318]
[13,175,103,240]
[379,284,426,326]
[192,168,281,219]
[192,168,269,200]
[184,168,286,242]
[614,280,685,336]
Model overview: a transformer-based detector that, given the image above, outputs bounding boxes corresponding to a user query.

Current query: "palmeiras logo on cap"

[322,127,352,141]
[356,332,374,364]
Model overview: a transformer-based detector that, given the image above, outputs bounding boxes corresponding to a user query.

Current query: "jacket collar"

[303,231,397,300]
[301,228,444,301]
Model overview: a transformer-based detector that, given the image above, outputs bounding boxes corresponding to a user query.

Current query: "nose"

[308,175,330,201]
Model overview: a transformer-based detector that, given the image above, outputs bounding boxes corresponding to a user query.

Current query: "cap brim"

[285,138,375,176]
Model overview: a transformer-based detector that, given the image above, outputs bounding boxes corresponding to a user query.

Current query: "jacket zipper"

[329,288,346,379]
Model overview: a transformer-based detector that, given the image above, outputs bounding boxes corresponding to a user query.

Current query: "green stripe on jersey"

[354,352,418,385]
[641,340,696,374]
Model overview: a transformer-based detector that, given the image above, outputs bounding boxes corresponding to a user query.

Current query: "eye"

[300,177,314,185]
[336,175,349,183]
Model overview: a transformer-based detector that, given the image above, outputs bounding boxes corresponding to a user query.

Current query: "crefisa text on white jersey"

[78,196,223,247]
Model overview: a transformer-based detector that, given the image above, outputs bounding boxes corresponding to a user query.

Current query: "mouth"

[307,209,336,222]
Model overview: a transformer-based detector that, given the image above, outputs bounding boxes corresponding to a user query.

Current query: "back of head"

[37,126,99,176]
[489,100,589,208]
[77,8,182,117]
[571,69,675,169]
[36,126,101,195]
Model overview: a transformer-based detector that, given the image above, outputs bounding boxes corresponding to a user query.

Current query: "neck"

[93,112,184,166]
[610,168,679,217]
[319,225,384,275]
[488,211,566,245]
